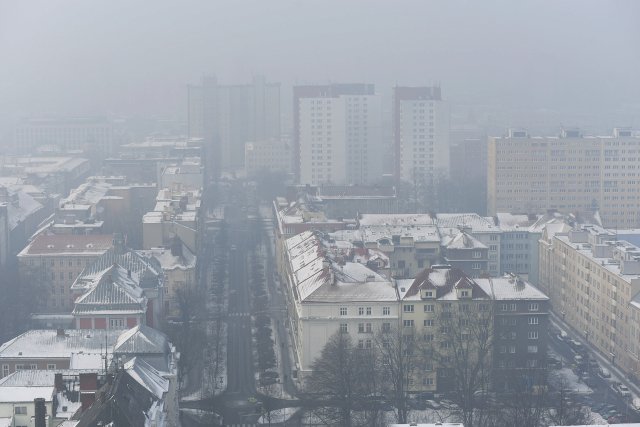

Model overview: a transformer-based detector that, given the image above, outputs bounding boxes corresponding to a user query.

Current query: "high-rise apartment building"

[488,128,640,228]
[187,75,280,175]
[393,86,450,183]
[293,84,383,186]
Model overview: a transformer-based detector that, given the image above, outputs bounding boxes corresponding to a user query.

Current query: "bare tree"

[544,373,590,426]
[306,332,378,427]
[423,301,494,427]
[493,369,548,427]
[375,324,417,424]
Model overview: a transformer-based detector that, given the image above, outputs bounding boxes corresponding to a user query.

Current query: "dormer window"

[421,289,435,299]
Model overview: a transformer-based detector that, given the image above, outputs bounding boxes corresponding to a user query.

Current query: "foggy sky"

[1,0,640,131]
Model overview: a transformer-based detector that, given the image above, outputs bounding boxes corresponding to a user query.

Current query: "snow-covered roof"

[138,244,196,271]
[475,276,549,301]
[0,418,11,427]
[443,232,487,249]
[124,357,169,399]
[69,352,106,370]
[0,370,55,387]
[4,188,44,230]
[114,325,170,355]
[0,386,54,403]
[496,212,541,231]
[72,248,163,293]
[73,265,146,316]
[18,233,113,256]
[400,267,490,301]
[0,329,121,359]
[435,213,500,233]
[358,213,435,227]
[285,231,397,303]
[361,224,441,244]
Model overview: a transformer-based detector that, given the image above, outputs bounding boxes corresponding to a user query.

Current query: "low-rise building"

[441,231,489,278]
[435,213,502,277]
[282,231,400,376]
[142,185,201,254]
[70,244,165,329]
[0,329,121,377]
[139,238,196,317]
[17,234,114,313]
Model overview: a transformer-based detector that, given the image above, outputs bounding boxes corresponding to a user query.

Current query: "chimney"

[56,328,65,337]
[34,398,46,427]
[170,237,183,257]
[54,373,64,391]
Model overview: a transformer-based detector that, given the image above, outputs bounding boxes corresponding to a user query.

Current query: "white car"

[599,367,611,378]
[615,383,632,398]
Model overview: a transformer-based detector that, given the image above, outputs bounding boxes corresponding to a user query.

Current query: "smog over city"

[0,1,640,426]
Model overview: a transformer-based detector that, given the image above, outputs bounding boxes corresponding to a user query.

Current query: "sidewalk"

[550,311,640,399]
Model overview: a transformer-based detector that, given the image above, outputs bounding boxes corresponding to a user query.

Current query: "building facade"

[393,86,450,184]
[294,84,384,186]
[17,234,114,313]
[188,75,281,174]
[488,128,640,228]
[244,138,293,177]
[539,225,640,377]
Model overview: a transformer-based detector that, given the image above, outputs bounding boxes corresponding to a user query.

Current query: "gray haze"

[2,0,640,135]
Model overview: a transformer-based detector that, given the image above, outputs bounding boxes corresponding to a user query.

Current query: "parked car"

[425,400,441,409]
[569,339,583,351]
[599,367,612,378]
[631,397,640,413]
[614,383,632,398]
[588,359,599,371]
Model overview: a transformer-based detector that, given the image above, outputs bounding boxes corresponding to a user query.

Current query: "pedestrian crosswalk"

[228,312,251,317]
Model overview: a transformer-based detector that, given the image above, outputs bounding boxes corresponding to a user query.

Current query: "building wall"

[487,129,640,227]
[0,359,69,378]
[541,229,640,377]
[245,139,293,177]
[17,252,107,313]
[0,400,53,427]
[393,87,450,184]
[295,84,383,186]
[296,301,400,372]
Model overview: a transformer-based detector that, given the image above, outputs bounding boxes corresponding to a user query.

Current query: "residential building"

[398,266,549,393]
[449,127,487,214]
[436,213,502,276]
[245,137,293,177]
[60,176,157,249]
[441,231,489,278]
[0,156,90,196]
[13,117,120,157]
[487,128,640,227]
[70,244,165,329]
[539,224,640,377]
[138,238,196,317]
[188,75,281,175]
[393,86,449,184]
[353,213,441,279]
[0,329,121,377]
[159,157,203,191]
[479,274,550,391]
[17,234,114,313]
[315,184,399,219]
[0,185,48,261]
[104,136,202,183]
[282,231,400,376]
[142,185,201,254]
[0,370,87,425]
[294,83,384,185]
[76,357,177,427]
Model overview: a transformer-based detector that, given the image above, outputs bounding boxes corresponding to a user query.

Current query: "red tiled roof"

[22,234,114,255]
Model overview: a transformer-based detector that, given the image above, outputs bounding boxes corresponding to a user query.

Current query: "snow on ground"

[257,407,299,424]
[550,368,593,394]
